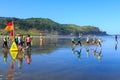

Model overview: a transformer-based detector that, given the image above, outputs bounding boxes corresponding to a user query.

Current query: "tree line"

[0,17,107,35]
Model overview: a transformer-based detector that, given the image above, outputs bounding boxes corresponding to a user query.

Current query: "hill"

[0,17,107,35]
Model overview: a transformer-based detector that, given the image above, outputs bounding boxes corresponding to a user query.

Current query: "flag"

[5,21,14,31]
[10,30,14,41]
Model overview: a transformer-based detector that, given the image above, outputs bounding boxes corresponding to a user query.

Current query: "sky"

[0,0,120,34]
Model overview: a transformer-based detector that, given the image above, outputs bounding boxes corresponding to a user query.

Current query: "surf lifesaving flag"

[10,41,18,51]
[10,41,18,60]
[5,21,14,31]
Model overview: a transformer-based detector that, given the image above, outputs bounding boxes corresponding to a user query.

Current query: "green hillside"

[0,17,107,35]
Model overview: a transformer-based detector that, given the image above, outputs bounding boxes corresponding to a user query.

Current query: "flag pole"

[13,21,15,41]
[11,20,15,42]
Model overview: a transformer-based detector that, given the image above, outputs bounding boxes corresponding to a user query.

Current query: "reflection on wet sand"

[10,49,32,69]
[24,50,32,64]
[2,48,9,64]
[97,49,102,60]
[77,48,82,59]
[1,48,32,80]
[71,44,102,61]
[92,48,97,56]
[17,51,24,69]
[115,41,118,50]
[72,47,82,59]
[6,59,15,80]
[16,50,32,69]
[86,47,90,57]
[40,33,43,47]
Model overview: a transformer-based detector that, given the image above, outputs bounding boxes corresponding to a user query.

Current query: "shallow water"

[0,36,120,80]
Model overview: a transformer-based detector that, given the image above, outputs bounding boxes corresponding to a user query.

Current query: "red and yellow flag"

[5,21,14,31]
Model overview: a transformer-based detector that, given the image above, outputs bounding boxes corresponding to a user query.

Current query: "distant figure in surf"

[115,35,118,43]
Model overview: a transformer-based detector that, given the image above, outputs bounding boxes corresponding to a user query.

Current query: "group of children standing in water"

[2,34,32,51]
[2,34,32,71]
[71,34,103,60]
[72,34,102,47]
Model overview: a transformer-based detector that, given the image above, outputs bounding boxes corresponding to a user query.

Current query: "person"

[86,35,90,44]
[20,35,24,46]
[97,37,102,47]
[115,35,118,42]
[14,36,18,45]
[76,33,82,46]
[7,35,10,48]
[115,35,118,45]
[92,35,97,44]
[40,33,43,47]
[22,35,26,46]
[3,35,8,48]
[71,37,75,45]
[18,45,23,51]
[26,34,31,48]
[18,34,21,46]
